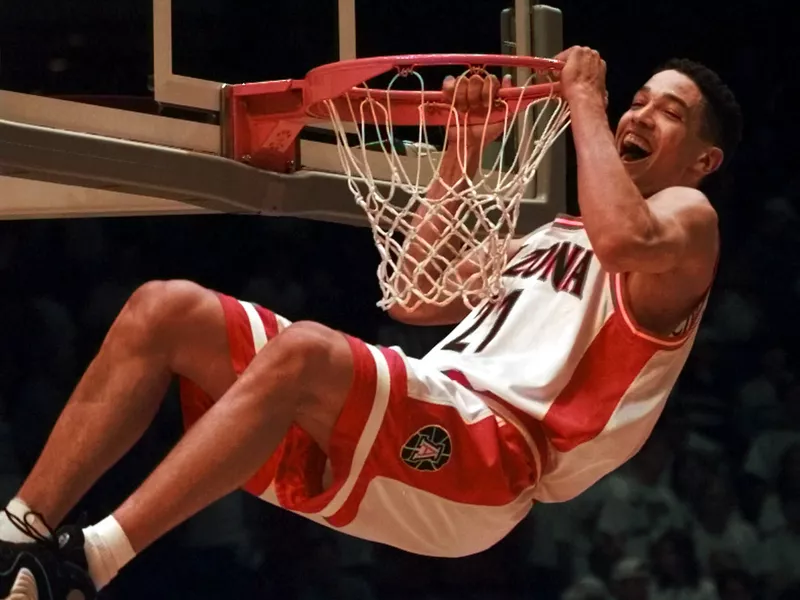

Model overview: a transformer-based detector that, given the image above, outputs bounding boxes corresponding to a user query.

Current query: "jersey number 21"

[441,290,523,354]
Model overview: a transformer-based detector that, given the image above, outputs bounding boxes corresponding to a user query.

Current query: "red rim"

[303,53,563,126]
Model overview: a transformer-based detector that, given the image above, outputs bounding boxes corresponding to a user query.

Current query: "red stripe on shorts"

[180,293,285,497]
[217,294,259,374]
[179,295,256,428]
[234,296,284,496]
[325,347,536,529]
[273,334,378,514]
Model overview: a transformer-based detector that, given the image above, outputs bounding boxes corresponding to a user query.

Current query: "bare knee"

[256,321,353,446]
[265,321,342,382]
[253,321,354,404]
[112,280,217,351]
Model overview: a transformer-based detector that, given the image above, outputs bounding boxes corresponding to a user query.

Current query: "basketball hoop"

[301,54,570,312]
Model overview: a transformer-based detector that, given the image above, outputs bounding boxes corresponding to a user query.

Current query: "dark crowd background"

[2,0,800,599]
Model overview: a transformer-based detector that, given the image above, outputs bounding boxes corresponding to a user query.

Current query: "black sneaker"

[0,510,96,600]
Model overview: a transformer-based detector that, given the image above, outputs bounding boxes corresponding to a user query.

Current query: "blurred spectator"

[691,473,759,576]
[562,576,612,600]
[610,557,651,600]
[520,502,574,598]
[559,477,616,579]
[671,352,730,446]
[736,347,793,439]
[714,570,756,600]
[749,197,800,317]
[755,442,800,536]
[671,450,714,508]
[758,445,800,597]
[743,386,800,520]
[594,428,689,566]
[649,530,718,600]
[704,258,762,344]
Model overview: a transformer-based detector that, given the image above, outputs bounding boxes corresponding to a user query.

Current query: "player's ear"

[694,145,723,178]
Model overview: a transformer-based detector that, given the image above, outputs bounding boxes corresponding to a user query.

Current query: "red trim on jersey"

[610,272,702,349]
[541,311,660,452]
[510,223,551,262]
[553,214,584,230]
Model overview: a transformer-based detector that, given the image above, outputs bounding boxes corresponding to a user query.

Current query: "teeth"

[623,133,650,152]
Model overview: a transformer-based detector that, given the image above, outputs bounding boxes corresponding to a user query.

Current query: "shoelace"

[2,509,87,586]
[3,509,61,553]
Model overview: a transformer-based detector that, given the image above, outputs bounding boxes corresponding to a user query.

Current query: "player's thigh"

[162,284,240,400]
[218,317,355,454]
[113,279,237,401]
[169,290,354,456]
[173,288,293,426]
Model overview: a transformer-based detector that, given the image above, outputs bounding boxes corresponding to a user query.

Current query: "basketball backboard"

[0,0,565,230]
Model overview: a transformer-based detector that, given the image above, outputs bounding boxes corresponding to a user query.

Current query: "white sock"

[82,515,136,590]
[0,497,51,543]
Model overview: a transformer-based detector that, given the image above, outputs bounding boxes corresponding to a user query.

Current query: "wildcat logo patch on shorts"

[401,425,452,472]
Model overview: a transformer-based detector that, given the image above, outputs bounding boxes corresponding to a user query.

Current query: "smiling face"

[615,69,723,196]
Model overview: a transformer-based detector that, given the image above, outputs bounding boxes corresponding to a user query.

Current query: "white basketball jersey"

[423,214,709,503]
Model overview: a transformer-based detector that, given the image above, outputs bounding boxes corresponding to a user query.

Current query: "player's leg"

[111,321,353,552]
[2,284,350,599]
[7,280,238,530]
[23,321,351,598]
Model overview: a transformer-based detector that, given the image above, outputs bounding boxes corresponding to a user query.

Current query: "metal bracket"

[221,80,308,173]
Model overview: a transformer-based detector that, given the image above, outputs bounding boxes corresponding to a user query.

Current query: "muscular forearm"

[570,93,655,251]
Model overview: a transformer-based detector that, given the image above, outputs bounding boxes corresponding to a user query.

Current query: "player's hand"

[553,46,608,107]
[442,72,512,153]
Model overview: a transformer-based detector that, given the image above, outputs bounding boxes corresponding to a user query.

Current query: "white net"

[324,67,571,311]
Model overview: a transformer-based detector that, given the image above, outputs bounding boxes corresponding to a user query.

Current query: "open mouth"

[619,135,652,163]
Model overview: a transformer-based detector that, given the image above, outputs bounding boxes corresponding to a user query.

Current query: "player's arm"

[560,47,718,274]
[388,75,522,326]
[387,192,526,326]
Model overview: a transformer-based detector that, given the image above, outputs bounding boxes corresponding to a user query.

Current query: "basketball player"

[1,47,741,600]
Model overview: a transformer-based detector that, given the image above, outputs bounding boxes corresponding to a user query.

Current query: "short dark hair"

[656,58,743,168]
